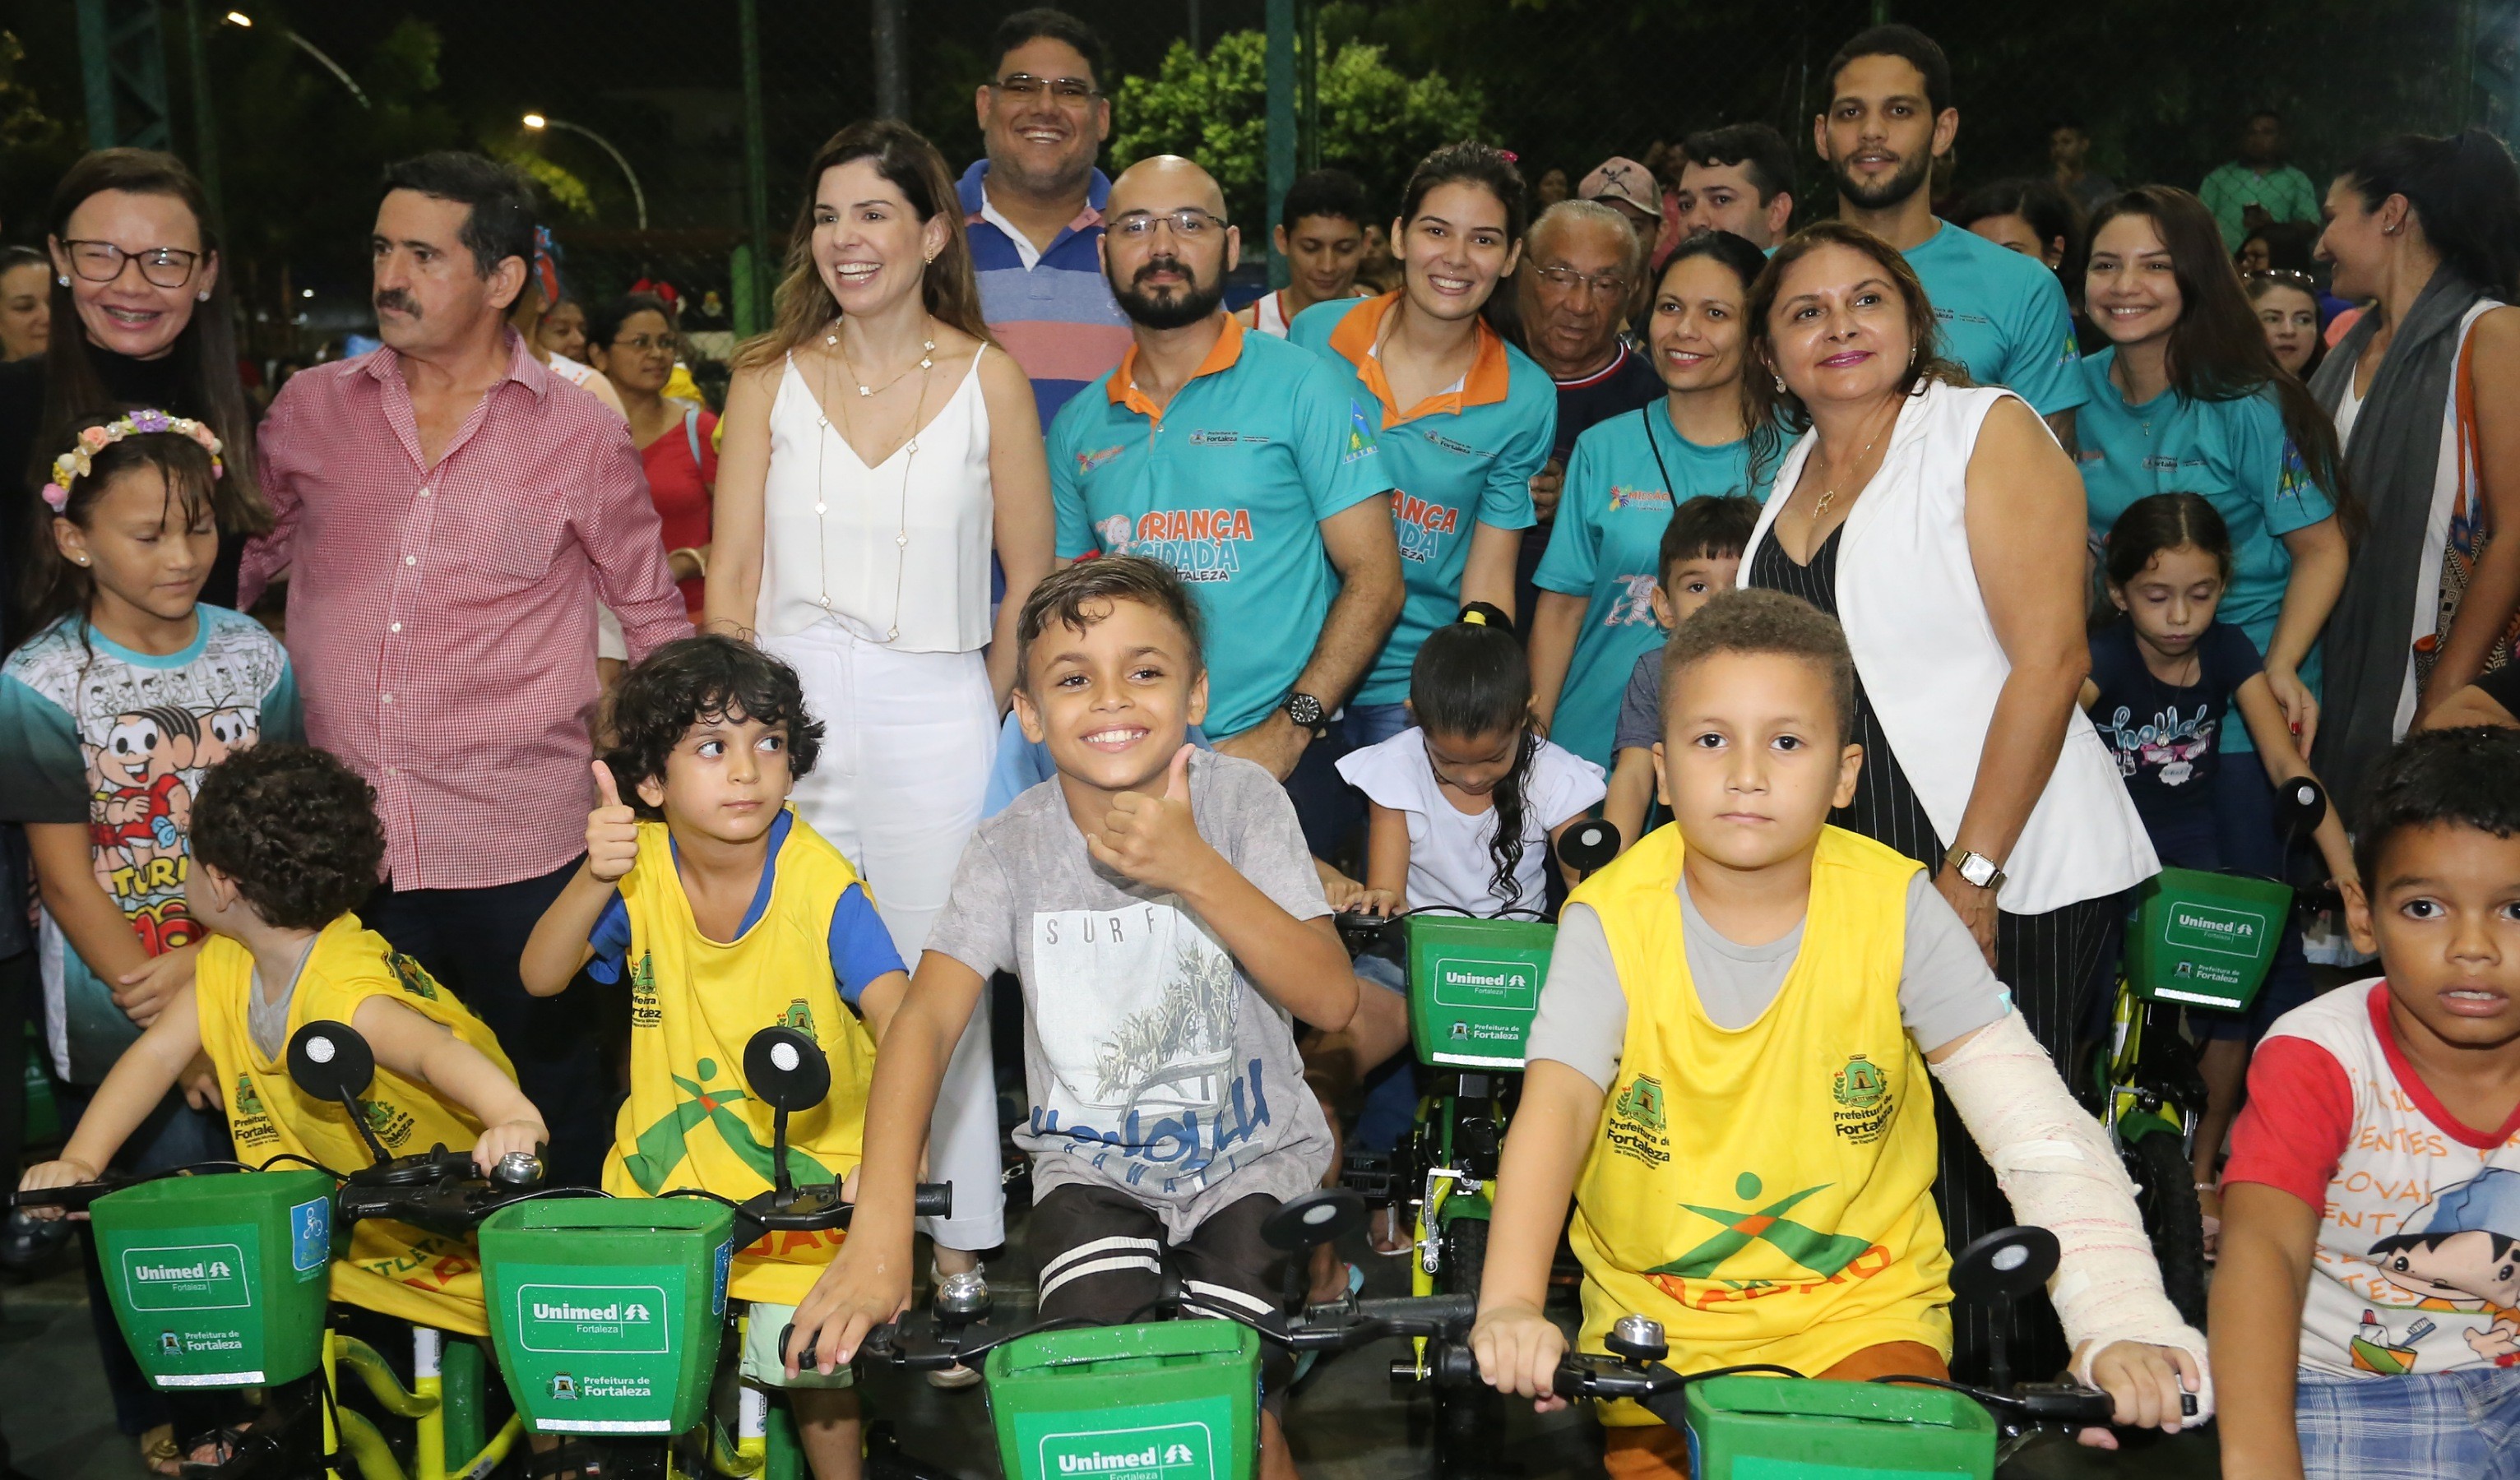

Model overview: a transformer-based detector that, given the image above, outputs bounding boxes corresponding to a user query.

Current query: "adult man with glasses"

[1510,200,1664,618]
[958,7,1133,426]
[1047,155,1401,849]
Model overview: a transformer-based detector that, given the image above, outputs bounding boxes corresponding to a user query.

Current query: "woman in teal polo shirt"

[1528,231,1777,772]
[1291,141,1555,745]
[2078,186,2351,759]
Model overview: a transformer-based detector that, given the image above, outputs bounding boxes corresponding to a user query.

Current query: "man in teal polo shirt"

[1814,24,2087,451]
[1048,155,1403,806]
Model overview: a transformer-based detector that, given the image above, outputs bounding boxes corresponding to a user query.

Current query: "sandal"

[141,1425,183,1479]
[1367,1205,1414,1257]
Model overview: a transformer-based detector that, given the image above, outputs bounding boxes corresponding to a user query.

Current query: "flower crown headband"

[42,409,225,512]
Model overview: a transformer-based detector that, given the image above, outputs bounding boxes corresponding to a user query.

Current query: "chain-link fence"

[4,1,2511,399]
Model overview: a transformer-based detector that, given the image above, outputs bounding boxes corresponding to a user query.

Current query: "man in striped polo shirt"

[957,7,1133,426]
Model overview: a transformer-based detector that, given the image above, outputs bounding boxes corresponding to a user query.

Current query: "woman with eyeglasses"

[0,150,269,646]
[1526,230,1778,773]
[589,292,714,619]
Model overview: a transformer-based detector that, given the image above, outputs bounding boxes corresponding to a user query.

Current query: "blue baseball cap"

[2405,1168,2520,1241]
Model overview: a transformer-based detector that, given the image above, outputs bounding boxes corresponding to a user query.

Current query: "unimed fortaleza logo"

[2167,904,2263,956]
[1433,957,1536,1010]
[122,1244,249,1311]
[517,1284,669,1354]
[1040,1422,1211,1480]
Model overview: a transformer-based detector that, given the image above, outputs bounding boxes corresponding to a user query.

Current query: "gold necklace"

[813,317,938,642]
[832,322,937,397]
[1811,406,1895,520]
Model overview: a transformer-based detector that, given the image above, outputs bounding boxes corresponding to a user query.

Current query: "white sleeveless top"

[1253,289,1293,338]
[1741,381,2158,915]
[759,351,995,650]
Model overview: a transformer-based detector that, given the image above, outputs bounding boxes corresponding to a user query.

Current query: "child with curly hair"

[521,634,911,1480]
[20,743,541,1335]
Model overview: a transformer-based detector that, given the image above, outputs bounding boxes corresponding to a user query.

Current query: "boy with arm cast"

[1601,495,1763,851]
[1471,590,2205,1480]
[783,557,1356,1480]
[20,744,543,1335]
[2212,726,2520,1480]
[520,636,911,1480]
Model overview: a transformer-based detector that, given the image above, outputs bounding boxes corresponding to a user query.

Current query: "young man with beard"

[958,8,1134,425]
[1042,155,1402,854]
[1814,25,2087,449]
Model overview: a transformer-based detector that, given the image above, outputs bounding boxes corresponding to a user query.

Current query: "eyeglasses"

[609,332,676,354]
[1112,209,1226,240]
[59,240,202,289]
[1535,264,1629,297]
[2244,268,2320,292]
[993,73,1100,104]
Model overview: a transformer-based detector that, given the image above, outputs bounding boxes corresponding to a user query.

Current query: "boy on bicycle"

[1471,590,2207,1478]
[521,636,912,1480]
[786,557,1359,1480]
[21,744,544,1335]
[2212,726,2520,1480]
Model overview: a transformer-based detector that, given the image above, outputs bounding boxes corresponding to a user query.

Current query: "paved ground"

[0,1217,2219,1480]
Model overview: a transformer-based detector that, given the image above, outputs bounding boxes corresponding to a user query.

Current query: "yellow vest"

[1566,824,1950,1420]
[196,915,514,1334]
[601,811,879,1303]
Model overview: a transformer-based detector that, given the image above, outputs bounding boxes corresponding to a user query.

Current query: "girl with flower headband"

[0,406,299,1163]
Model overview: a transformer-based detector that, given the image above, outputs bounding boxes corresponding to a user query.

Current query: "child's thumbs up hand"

[586,761,642,884]
[1084,745,1215,895]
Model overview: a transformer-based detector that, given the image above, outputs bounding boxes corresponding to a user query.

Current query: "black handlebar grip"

[911,1183,953,1219]
[1429,1342,1482,1388]
[1355,1293,1480,1325]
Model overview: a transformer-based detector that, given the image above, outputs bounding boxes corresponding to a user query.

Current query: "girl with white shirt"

[708,119,1054,1325]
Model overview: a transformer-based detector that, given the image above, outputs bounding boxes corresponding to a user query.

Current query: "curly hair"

[602,636,823,820]
[191,744,387,931]
[1661,588,1858,746]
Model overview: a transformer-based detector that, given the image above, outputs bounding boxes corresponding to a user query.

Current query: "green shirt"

[1288,294,1554,705]
[1049,314,1396,738]
[2199,162,2323,249]
[1534,404,1773,770]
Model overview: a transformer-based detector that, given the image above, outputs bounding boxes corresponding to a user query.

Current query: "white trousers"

[763,621,1004,1251]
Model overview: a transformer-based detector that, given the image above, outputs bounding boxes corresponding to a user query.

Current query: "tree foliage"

[1113,30,1485,229]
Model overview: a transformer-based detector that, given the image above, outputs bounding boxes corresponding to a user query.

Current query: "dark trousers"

[1933,892,2123,1385]
[364,861,614,1187]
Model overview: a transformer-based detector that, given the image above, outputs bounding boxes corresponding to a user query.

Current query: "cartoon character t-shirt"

[2226,981,2520,1376]
[2085,618,2263,835]
[925,749,1336,1238]
[0,608,299,1081]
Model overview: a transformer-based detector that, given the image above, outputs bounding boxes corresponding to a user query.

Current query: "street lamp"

[220,11,371,110]
[523,114,648,231]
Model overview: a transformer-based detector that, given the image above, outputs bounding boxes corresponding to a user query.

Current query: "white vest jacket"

[1742,381,2158,915]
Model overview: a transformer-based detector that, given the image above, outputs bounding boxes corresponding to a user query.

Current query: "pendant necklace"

[814,317,937,642]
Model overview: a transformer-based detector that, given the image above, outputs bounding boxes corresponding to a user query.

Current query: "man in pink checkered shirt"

[240,152,688,1181]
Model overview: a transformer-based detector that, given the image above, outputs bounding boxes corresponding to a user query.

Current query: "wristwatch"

[1948,849,2007,891]
[1283,691,1327,732]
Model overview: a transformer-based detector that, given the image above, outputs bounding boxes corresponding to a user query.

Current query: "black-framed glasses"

[1536,264,1630,297]
[59,240,202,289]
[1112,209,1226,240]
[992,72,1100,104]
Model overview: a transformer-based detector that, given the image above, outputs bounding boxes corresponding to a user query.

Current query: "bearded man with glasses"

[956,7,1134,426]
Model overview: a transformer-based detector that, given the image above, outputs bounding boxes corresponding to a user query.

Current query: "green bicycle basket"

[90,1168,336,1389]
[984,1319,1261,1480]
[479,1196,734,1436]
[2124,867,2292,1012]
[1404,914,1556,1070]
[1684,1375,1995,1479]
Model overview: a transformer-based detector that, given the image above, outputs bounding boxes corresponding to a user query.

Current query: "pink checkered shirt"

[239,331,691,890]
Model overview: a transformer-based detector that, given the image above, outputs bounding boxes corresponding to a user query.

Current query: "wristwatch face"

[1285,692,1326,728]
[1957,852,2001,888]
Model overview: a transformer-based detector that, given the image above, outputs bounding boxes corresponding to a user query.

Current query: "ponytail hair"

[2342,127,2520,302]
[2104,492,2234,590]
[1410,612,1538,907]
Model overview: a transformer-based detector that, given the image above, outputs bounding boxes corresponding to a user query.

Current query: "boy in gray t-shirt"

[785,559,1360,1452]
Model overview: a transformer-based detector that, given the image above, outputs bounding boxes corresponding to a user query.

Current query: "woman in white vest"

[1736,220,2158,1373]
[710,119,1055,1350]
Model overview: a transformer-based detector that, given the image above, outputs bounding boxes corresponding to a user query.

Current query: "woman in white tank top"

[709,121,1054,1288]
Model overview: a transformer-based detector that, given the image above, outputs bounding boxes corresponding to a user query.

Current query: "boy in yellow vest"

[1471,590,2210,1478]
[521,635,910,1480]
[19,743,544,1335]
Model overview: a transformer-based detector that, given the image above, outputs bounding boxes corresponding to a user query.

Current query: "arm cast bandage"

[1927,1010,2212,1416]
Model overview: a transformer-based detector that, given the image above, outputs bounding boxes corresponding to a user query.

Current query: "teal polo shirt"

[1049,313,1396,738]
[2077,348,2339,753]
[1903,221,2088,419]
[1533,403,1774,771]
[1288,293,1554,705]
